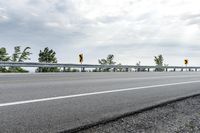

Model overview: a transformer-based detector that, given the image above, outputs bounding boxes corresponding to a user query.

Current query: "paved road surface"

[1,72,200,132]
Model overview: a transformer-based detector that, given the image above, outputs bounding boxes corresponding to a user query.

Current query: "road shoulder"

[76,95,200,133]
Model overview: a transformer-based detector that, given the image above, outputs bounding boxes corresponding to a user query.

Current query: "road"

[1,72,200,132]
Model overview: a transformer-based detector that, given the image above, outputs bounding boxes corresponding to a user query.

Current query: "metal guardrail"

[0,61,200,72]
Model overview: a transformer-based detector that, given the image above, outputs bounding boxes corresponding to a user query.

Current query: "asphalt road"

[1,72,200,133]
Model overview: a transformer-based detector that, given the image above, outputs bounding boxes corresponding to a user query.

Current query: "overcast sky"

[0,0,200,66]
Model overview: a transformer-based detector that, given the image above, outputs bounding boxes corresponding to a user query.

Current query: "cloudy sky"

[0,0,200,66]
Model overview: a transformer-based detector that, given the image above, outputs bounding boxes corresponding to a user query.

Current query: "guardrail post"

[81,67,85,72]
[174,68,176,72]
[165,68,168,72]
[126,68,129,72]
[147,68,150,72]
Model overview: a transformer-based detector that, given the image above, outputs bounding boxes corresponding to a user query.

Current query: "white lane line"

[1,80,200,107]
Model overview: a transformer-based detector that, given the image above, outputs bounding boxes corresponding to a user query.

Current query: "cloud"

[0,7,9,22]
[0,15,8,21]
[0,0,200,66]
[182,13,200,27]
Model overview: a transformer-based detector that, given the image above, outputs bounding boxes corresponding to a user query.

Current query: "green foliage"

[0,47,10,72]
[154,54,164,71]
[98,54,116,72]
[0,46,31,73]
[8,67,29,73]
[18,47,31,62]
[36,47,60,72]
[9,46,32,73]
[0,47,10,61]
[71,68,80,72]
[63,67,71,72]
[12,46,20,62]
[154,54,163,66]
[38,47,57,63]
[99,54,116,65]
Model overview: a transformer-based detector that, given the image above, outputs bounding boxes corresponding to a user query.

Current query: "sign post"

[79,53,83,64]
[79,53,84,72]
[184,59,188,71]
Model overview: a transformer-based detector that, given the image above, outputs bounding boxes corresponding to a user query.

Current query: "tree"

[0,47,10,72]
[9,46,31,73]
[0,47,10,61]
[99,54,116,65]
[154,54,164,71]
[18,47,31,62]
[36,47,60,72]
[98,54,116,72]
[11,46,20,62]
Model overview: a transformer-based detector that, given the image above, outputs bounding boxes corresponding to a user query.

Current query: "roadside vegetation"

[36,47,60,73]
[154,54,164,72]
[0,46,31,73]
[0,46,167,73]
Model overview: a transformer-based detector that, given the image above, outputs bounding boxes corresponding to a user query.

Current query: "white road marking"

[1,80,200,107]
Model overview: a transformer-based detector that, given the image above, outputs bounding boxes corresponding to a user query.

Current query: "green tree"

[0,47,10,61]
[9,46,31,73]
[98,54,116,72]
[36,47,60,72]
[99,54,116,65]
[11,46,31,62]
[154,54,164,71]
[0,47,10,72]
[18,47,31,62]
[12,46,20,62]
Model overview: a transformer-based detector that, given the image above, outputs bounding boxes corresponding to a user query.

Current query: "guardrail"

[0,61,200,72]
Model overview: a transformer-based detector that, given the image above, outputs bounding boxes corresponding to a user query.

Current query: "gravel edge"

[69,94,200,133]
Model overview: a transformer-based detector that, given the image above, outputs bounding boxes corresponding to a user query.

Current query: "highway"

[1,72,200,132]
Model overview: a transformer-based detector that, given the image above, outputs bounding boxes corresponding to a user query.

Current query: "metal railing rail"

[0,61,200,72]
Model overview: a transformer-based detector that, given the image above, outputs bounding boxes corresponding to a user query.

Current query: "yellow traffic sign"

[79,54,83,64]
[184,59,188,65]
